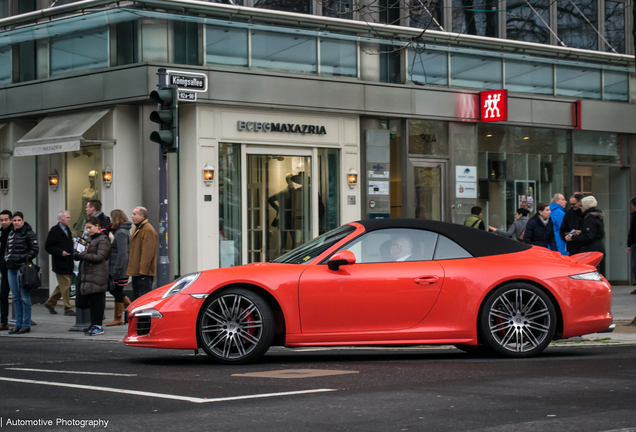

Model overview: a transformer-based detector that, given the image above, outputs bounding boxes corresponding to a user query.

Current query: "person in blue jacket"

[524,203,558,251]
[549,193,568,255]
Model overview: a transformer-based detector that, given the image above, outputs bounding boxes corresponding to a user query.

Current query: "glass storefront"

[219,143,242,268]
[477,125,568,232]
[65,145,102,238]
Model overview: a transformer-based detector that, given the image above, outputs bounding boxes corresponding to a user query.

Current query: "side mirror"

[327,250,356,271]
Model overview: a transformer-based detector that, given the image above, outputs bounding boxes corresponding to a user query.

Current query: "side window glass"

[434,235,472,260]
[343,228,438,263]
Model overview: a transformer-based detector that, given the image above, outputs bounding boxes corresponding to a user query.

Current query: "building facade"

[0,0,634,288]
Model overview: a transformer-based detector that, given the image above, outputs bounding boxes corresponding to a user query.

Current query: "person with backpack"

[523,203,558,251]
[464,206,486,230]
[490,208,529,241]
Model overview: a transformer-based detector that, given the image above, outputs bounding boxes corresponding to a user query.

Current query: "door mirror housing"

[327,250,356,271]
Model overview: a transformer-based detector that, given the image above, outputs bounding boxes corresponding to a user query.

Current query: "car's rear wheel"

[198,288,275,365]
[479,283,556,358]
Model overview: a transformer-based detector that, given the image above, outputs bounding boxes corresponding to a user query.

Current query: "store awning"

[14,109,111,157]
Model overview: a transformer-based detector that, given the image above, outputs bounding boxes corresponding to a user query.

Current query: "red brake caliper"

[245,314,255,337]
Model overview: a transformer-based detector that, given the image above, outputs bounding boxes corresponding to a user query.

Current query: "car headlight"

[569,271,603,281]
[162,273,201,299]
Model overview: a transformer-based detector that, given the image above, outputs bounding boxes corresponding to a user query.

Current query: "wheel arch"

[196,283,287,349]
[476,279,564,344]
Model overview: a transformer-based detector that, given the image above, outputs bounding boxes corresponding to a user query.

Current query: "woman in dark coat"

[74,216,111,336]
[566,195,605,273]
[523,203,558,251]
[105,209,132,327]
[5,212,39,334]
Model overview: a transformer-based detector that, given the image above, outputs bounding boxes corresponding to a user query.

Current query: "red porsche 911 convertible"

[124,218,613,364]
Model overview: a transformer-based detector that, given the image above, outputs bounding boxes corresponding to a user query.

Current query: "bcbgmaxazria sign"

[237,121,327,135]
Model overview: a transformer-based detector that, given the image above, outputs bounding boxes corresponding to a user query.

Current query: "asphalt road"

[1,339,636,432]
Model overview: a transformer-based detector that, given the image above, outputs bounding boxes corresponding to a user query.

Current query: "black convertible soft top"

[354,218,531,258]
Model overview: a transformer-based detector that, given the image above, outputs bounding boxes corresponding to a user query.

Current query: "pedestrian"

[126,207,157,300]
[549,193,568,255]
[74,216,111,336]
[567,196,605,274]
[523,203,558,251]
[0,210,12,331]
[560,193,584,256]
[627,198,636,293]
[43,211,76,316]
[83,199,110,239]
[5,212,39,334]
[105,209,132,326]
[464,206,486,231]
[489,208,529,241]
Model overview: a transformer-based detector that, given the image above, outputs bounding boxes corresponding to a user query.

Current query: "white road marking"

[0,376,336,403]
[5,368,137,377]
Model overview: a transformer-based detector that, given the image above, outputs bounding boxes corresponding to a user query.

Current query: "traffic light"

[149,85,178,153]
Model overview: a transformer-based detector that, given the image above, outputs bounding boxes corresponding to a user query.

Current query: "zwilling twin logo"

[480,90,508,122]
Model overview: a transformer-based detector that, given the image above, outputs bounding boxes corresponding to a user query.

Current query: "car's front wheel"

[198,288,275,365]
[479,283,557,358]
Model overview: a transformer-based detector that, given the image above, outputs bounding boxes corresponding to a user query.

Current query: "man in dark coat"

[0,210,12,330]
[560,193,584,255]
[627,197,636,292]
[44,211,76,316]
[567,195,605,274]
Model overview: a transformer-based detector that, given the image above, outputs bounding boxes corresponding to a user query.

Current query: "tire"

[479,283,557,358]
[198,288,275,365]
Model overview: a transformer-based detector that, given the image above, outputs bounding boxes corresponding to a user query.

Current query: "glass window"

[275,224,355,264]
[66,146,102,238]
[318,148,341,235]
[409,0,443,30]
[452,0,498,37]
[477,125,568,232]
[505,60,553,95]
[254,0,311,14]
[18,0,35,13]
[208,0,244,4]
[320,39,357,77]
[219,143,242,268]
[556,66,601,99]
[408,120,449,156]
[557,0,598,50]
[0,0,9,19]
[451,53,502,89]
[603,71,628,102]
[379,0,401,24]
[206,27,248,67]
[380,44,401,83]
[18,41,36,82]
[252,31,317,74]
[507,0,550,44]
[0,47,10,84]
[343,228,439,263]
[174,21,199,65]
[408,49,448,85]
[322,0,353,19]
[50,28,108,75]
[573,131,622,164]
[142,19,168,62]
[604,0,625,53]
[116,21,138,66]
[433,235,472,260]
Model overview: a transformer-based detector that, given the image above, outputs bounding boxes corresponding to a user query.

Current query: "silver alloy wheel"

[200,293,264,360]
[488,288,551,353]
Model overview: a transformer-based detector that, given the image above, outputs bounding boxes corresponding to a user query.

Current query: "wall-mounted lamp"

[49,169,59,191]
[203,164,215,186]
[0,176,8,195]
[347,168,358,189]
[102,165,113,188]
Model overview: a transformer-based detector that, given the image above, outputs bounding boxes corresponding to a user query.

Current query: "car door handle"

[414,276,439,286]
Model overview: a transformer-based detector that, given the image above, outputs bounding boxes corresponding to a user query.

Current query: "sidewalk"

[1,286,635,345]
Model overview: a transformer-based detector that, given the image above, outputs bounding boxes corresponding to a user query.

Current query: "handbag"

[19,259,41,291]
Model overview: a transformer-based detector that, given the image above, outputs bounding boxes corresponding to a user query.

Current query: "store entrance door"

[407,159,446,221]
[242,147,314,263]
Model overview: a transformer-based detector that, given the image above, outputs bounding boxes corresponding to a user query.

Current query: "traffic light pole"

[156,68,170,288]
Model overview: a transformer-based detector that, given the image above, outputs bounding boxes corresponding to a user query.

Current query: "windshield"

[273,224,356,264]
